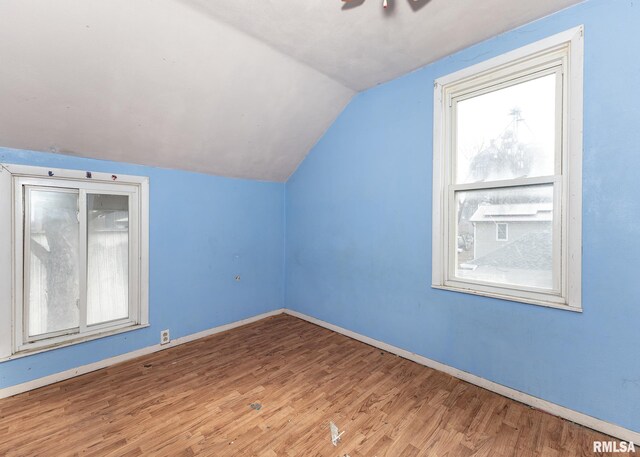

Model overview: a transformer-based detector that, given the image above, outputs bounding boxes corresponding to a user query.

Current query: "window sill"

[0,323,150,363]
[431,284,582,313]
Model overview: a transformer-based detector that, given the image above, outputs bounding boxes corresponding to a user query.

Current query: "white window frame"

[496,223,508,242]
[0,164,150,359]
[432,26,583,311]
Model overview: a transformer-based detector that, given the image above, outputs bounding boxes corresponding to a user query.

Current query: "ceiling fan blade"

[408,0,430,11]
[341,0,365,9]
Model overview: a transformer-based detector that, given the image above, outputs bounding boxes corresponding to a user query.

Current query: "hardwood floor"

[0,314,629,456]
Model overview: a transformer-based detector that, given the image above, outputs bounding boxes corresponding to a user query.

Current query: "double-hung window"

[0,165,149,358]
[432,27,583,310]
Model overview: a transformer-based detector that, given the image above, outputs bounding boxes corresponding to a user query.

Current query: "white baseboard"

[284,309,640,445]
[0,308,285,400]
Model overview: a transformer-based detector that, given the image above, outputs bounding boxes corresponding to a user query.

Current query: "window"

[496,223,508,242]
[432,27,583,311]
[0,164,149,358]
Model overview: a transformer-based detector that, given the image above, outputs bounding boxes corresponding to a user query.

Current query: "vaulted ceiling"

[0,0,582,181]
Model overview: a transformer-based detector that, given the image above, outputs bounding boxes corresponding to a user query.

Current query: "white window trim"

[496,223,508,242]
[0,163,150,360]
[431,26,583,312]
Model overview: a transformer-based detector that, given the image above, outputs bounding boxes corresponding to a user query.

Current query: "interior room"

[0,0,639,455]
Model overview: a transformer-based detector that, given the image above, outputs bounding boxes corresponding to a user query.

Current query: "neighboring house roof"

[471,230,552,270]
[470,203,553,223]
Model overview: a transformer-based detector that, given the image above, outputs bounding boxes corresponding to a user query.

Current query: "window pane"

[87,194,129,325]
[28,189,80,336]
[456,73,557,184]
[455,185,554,290]
[496,223,508,241]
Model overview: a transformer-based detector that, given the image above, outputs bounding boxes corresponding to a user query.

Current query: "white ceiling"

[0,0,354,181]
[0,0,582,181]
[186,0,583,91]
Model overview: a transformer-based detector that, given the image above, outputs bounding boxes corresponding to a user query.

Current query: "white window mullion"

[450,175,558,192]
[19,185,31,347]
[128,192,139,324]
[555,67,565,176]
[78,189,88,333]
[447,184,456,282]
[552,181,563,294]
[443,93,457,286]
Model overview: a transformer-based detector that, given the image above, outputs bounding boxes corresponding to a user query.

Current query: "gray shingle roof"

[471,230,552,270]
[470,203,553,223]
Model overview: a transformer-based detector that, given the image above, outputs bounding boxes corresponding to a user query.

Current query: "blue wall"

[286,0,640,433]
[0,147,285,387]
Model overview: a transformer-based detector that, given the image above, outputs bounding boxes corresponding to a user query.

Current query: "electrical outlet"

[160,329,170,345]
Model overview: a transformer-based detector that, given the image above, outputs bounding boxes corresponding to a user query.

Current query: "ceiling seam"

[173,0,360,93]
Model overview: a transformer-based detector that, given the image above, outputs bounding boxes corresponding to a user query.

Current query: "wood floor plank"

[0,314,632,456]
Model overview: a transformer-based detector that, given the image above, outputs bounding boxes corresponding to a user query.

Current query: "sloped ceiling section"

[187,0,583,91]
[0,0,354,181]
[0,0,582,180]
